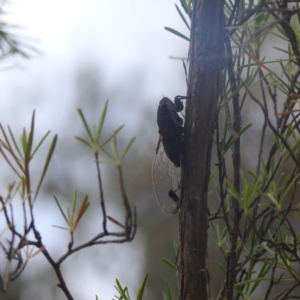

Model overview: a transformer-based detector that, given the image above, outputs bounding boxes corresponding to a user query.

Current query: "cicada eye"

[159,99,167,108]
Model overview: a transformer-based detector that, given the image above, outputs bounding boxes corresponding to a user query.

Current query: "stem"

[95,152,107,233]
[225,32,241,300]
[178,1,225,299]
[117,165,132,235]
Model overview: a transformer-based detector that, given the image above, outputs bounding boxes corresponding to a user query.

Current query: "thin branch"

[95,153,107,233]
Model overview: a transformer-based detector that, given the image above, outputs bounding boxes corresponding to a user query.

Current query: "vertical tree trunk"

[178,1,225,299]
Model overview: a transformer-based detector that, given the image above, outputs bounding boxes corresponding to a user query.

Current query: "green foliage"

[161,258,178,271]
[164,2,191,42]
[112,273,149,300]
[161,240,179,271]
[164,27,190,42]
[0,101,136,297]
[163,279,173,300]
[218,121,252,157]
[210,222,228,249]
[76,100,135,166]
[0,111,57,203]
[0,6,40,64]
[53,192,90,233]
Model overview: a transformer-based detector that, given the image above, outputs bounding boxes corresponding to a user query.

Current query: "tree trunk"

[178,1,225,299]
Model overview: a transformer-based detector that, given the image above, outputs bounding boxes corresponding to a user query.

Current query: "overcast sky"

[1,0,189,126]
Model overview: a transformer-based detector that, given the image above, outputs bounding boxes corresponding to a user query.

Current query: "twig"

[95,152,107,233]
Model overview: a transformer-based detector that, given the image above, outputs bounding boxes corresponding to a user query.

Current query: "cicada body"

[157,97,184,167]
[152,95,188,215]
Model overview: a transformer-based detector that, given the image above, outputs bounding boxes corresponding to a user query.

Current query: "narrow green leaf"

[250,261,272,294]
[26,131,34,158]
[273,46,295,57]
[27,110,35,157]
[225,124,252,150]
[96,100,109,142]
[75,136,93,149]
[72,191,77,214]
[100,147,115,160]
[179,0,191,17]
[34,134,57,201]
[120,137,136,161]
[223,115,228,143]
[125,288,130,300]
[67,205,71,224]
[248,0,254,9]
[215,261,226,275]
[224,0,232,11]
[260,242,274,256]
[248,182,270,202]
[83,201,90,214]
[210,220,216,231]
[161,258,178,270]
[175,4,190,30]
[101,125,124,147]
[8,125,22,158]
[31,130,51,158]
[173,240,178,255]
[247,64,262,87]
[245,259,254,294]
[280,174,300,202]
[164,27,190,41]
[209,169,216,185]
[77,108,93,141]
[266,193,279,207]
[260,155,269,179]
[234,282,245,298]
[221,226,228,241]
[115,279,129,300]
[236,277,270,286]
[116,279,130,300]
[226,180,241,202]
[164,279,173,300]
[52,225,69,230]
[53,195,69,225]
[136,273,149,300]
[20,128,27,155]
[111,134,119,162]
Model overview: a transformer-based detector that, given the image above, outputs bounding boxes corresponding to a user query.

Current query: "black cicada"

[152,96,188,215]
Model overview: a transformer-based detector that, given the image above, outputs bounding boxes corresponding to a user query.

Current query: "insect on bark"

[152,96,188,215]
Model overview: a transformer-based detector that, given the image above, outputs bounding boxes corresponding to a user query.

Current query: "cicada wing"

[152,142,181,215]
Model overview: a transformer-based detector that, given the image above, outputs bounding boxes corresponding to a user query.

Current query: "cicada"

[152,96,188,215]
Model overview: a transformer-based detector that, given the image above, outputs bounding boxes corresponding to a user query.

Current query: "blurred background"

[0,0,190,299]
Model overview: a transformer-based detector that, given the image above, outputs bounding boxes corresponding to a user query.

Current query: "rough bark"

[178,1,225,299]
